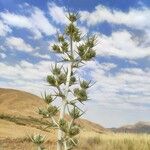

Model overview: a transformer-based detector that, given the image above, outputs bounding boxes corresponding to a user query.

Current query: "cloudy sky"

[0,0,150,127]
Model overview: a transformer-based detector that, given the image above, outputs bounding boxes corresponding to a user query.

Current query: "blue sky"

[0,0,150,127]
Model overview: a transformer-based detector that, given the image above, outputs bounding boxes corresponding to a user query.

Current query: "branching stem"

[57,36,73,150]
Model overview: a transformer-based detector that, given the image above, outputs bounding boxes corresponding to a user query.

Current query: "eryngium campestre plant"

[32,12,97,150]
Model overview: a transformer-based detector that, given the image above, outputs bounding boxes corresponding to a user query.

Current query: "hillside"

[0,88,45,117]
[110,121,150,133]
[0,88,105,139]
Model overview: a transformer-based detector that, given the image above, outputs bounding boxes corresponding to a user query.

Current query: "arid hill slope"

[0,88,45,117]
[0,88,105,139]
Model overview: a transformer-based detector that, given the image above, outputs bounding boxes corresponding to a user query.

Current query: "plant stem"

[57,64,72,150]
[57,37,73,150]
[37,145,42,150]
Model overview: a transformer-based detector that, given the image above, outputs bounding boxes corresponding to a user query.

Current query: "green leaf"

[47,105,59,116]
[44,93,53,104]
[58,34,65,42]
[80,80,90,89]
[30,134,45,145]
[65,23,81,42]
[70,76,76,85]
[52,64,61,75]
[61,41,69,52]
[57,73,66,85]
[82,50,96,61]
[38,108,49,117]
[47,75,56,86]
[69,125,80,137]
[74,88,88,102]
[68,13,79,22]
[77,45,85,57]
[69,107,80,119]
[59,119,68,133]
[86,36,96,48]
[52,44,61,53]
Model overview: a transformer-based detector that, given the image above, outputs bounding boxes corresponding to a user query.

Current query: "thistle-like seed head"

[30,134,45,145]
[68,13,79,22]
[59,119,68,133]
[69,125,80,137]
[70,107,80,119]
[44,94,53,104]
[74,88,88,102]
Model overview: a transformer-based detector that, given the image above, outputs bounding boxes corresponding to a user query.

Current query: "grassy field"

[0,132,150,150]
[78,132,150,150]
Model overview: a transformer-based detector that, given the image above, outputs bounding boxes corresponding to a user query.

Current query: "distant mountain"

[110,121,150,133]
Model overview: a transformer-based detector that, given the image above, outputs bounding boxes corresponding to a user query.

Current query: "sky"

[0,0,150,128]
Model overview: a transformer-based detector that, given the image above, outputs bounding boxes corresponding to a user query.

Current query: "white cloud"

[0,12,31,28]
[80,5,150,31]
[87,62,150,110]
[0,7,56,39]
[0,60,53,82]
[0,59,149,111]
[86,61,117,71]
[0,60,54,95]
[0,45,6,51]
[0,52,6,59]
[33,52,51,59]
[48,2,68,25]
[6,36,34,52]
[77,59,150,112]
[95,30,150,59]
[80,5,150,56]
[20,60,34,68]
[30,7,56,36]
[0,20,12,36]
[78,25,89,36]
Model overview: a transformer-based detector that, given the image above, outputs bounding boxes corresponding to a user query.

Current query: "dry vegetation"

[1,132,150,150]
[78,132,150,150]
